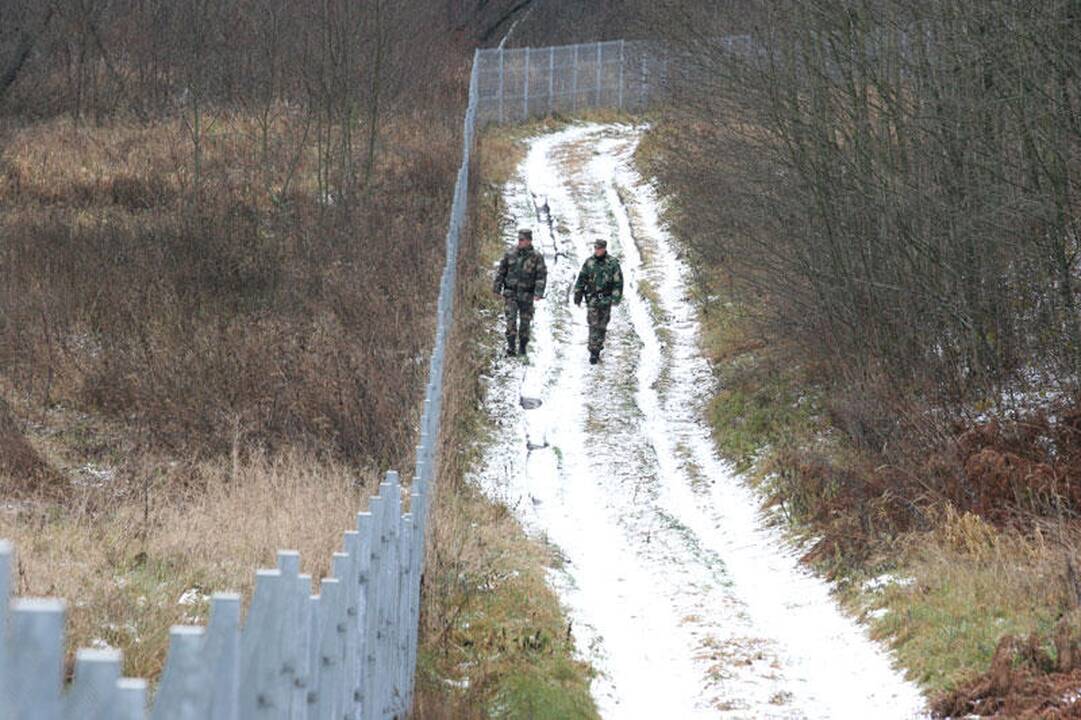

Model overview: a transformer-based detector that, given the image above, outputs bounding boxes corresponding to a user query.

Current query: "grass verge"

[859,512,1077,692]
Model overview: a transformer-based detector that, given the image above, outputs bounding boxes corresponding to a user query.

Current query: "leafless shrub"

[640,0,1081,519]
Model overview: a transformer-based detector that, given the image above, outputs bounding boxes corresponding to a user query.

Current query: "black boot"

[506,336,518,357]
[519,336,529,355]
[589,349,600,365]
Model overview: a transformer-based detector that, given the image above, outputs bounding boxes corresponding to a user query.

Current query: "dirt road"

[472,124,927,719]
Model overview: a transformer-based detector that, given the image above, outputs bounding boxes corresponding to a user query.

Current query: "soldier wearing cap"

[574,239,624,364]
[493,228,548,357]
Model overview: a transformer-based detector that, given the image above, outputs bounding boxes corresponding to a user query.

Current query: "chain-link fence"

[476,40,665,125]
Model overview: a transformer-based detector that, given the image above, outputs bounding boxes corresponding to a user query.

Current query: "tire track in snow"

[471,124,927,719]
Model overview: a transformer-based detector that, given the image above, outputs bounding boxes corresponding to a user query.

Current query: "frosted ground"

[470,124,927,719]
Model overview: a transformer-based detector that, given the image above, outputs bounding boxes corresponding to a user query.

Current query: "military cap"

[518,228,533,240]
[594,239,608,249]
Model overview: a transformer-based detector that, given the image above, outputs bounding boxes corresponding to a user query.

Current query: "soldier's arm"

[534,254,548,298]
[611,262,624,304]
[493,254,508,294]
[573,260,589,305]
[574,260,589,294]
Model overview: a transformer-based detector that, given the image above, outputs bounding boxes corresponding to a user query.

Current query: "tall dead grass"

[0,98,462,682]
[0,450,372,679]
[0,111,458,467]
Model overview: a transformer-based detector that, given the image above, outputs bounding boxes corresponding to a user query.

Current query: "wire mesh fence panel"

[477,40,662,125]
[501,48,528,123]
[550,44,577,116]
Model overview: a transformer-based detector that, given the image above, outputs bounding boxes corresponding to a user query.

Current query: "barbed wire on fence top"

[0,38,644,719]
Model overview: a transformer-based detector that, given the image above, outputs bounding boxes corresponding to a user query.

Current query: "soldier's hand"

[535,295,543,302]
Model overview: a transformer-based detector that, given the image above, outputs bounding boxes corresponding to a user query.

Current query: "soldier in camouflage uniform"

[574,239,623,365]
[493,228,548,357]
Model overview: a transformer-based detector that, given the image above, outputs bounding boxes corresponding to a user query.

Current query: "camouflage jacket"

[494,246,547,299]
[575,254,623,306]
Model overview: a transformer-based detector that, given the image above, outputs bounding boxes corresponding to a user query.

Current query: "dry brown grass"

[0,109,458,466]
[415,479,596,720]
[0,99,460,683]
[474,115,575,187]
[0,449,373,680]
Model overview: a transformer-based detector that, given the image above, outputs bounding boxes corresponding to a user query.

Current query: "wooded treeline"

[0,0,463,197]
[640,0,1081,522]
[654,0,1081,398]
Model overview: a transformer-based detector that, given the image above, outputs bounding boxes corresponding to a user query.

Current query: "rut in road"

[471,124,927,719]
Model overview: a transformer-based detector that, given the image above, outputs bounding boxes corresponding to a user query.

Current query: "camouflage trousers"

[586,303,612,353]
[504,295,535,342]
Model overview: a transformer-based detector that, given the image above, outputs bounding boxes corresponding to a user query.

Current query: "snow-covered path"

[472,124,927,719]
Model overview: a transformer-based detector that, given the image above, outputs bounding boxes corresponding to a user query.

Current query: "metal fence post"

[238,569,288,718]
[362,496,385,720]
[206,593,241,720]
[64,648,121,720]
[116,679,148,720]
[274,553,304,720]
[305,593,321,716]
[313,577,344,720]
[330,550,355,716]
[596,42,603,106]
[353,513,373,715]
[548,46,555,114]
[152,626,208,720]
[10,598,66,720]
[523,47,530,120]
[640,51,647,110]
[395,514,413,715]
[0,540,11,713]
[293,576,313,720]
[497,48,505,123]
[572,44,579,112]
[378,473,401,718]
[618,39,625,110]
